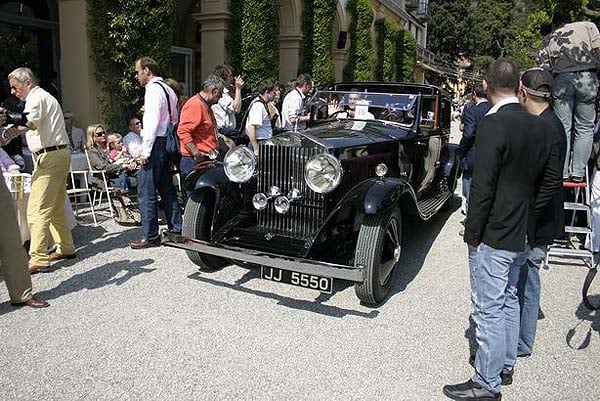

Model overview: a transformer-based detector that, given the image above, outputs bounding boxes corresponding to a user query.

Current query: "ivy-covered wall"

[87,0,175,132]
[343,0,376,82]
[226,0,243,74]
[374,16,416,83]
[299,0,338,86]
[240,0,279,91]
[398,30,417,82]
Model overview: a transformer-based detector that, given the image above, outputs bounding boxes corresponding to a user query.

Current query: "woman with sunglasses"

[86,124,138,202]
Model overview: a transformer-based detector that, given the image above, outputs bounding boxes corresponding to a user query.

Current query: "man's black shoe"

[443,379,501,400]
[468,355,513,386]
[129,237,161,249]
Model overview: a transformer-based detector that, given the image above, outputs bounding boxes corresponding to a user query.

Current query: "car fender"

[443,144,461,191]
[184,163,228,194]
[337,177,416,216]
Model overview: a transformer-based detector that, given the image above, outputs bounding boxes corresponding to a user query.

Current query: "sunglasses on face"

[94,131,106,137]
[134,122,141,126]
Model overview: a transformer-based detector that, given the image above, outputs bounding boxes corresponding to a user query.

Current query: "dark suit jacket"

[457,100,491,174]
[464,102,562,252]
[530,108,567,245]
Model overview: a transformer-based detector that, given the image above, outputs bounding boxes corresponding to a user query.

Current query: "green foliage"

[310,0,338,86]
[298,0,315,75]
[429,0,597,76]
[240,0,279,91]
[299,0,338,85]
[375,18,416,82]
[398,30,416,82]
[226,0,243,73]
[343,0,376,81]
[87,0,175,132]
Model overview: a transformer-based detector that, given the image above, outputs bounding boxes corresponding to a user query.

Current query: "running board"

[417,191,451,219]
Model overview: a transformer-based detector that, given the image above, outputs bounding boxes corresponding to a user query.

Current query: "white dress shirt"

[485,97,519,116]
[140,77,179,157]
[123,131,144,158]
[23,86,69,153]
[281,88,306,131]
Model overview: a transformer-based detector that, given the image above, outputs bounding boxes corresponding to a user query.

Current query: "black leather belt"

[34,144,69,156]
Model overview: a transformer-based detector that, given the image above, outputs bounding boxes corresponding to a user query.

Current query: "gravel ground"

[1,123,599,400]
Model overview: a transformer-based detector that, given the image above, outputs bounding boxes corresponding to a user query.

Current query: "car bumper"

[161,231,364,282]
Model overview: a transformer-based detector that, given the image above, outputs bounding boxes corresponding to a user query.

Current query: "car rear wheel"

[182,190,229,270]
[354,207,402,305]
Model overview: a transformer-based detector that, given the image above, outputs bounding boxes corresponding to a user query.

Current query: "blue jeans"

[179,156,197,202]
[553,71,598,178]
[517,245,546,356]
[462,172,472,213]
[138,137,182,240]
[469,243,527,394]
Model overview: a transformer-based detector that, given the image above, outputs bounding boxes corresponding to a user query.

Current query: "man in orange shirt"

[177,74,225,181]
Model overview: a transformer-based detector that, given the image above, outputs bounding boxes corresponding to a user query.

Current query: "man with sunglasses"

[130,56,182,249]
[4,67,76,273]
[123,116,144,159]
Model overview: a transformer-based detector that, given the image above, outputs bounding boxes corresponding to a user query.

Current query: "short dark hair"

[295,73,313,87]
[258,79,276,95]
[136,56,160,76]
[473,84,486,98]
[484,58,519,95]
[213,65,231,81]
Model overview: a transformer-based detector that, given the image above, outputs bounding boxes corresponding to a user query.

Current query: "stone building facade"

[0,0,430,128]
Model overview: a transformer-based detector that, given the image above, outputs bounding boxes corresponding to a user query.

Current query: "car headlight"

[304,153,343,193]
[224,146,256,183]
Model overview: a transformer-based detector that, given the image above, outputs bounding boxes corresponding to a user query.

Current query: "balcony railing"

[407,0,431,22]
[417,45,435,64]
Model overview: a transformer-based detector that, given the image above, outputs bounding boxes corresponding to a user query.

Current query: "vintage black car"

[162,82,460,305]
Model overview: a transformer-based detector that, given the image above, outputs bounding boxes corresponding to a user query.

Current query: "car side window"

[420,97,436,129]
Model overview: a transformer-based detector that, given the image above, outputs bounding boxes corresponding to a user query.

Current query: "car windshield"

[308,90,419,127]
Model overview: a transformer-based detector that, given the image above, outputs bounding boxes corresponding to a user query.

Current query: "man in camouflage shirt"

[538,17,600,182]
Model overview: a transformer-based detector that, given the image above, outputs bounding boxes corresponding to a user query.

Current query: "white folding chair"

[84,148,114,218]
[67,169,98,226]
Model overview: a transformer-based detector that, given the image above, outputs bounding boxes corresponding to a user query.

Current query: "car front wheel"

[182,190,229,270]
[354,207,402,305]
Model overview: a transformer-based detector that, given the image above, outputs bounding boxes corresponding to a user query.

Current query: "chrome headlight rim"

[304,153,343,194]
[223,146,256,183]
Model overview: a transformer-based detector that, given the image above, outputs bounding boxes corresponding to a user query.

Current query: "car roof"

[328,82,452,99]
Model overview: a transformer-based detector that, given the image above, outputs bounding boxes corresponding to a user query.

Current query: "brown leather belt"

[34,144,69,157]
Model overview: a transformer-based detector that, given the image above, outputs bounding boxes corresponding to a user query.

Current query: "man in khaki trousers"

[5,67,76,272]
[0,116,48,308]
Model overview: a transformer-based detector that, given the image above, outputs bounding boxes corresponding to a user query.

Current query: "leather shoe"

[28,264,50,274]
[443,379,501,400]
[49,252,77,262]
[469,355,513,386]
[11,297,49,308]
[129,237,161,249]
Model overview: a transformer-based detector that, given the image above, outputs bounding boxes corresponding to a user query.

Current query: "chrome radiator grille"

[257,144,325,238]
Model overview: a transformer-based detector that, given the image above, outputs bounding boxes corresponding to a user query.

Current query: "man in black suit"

[443,59,562,401]
[457,84,492,218]
[516,68,566,357]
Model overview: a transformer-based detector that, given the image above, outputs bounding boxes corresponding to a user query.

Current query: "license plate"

[260,266,333,293]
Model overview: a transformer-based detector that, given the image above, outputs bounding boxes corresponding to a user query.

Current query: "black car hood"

[269,120,411,150]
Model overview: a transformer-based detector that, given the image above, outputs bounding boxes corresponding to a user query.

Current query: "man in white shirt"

[123,116,144,159]
[130,56,182,249]
[244,79,277,154]
[211,65,245,137]
[281,73,313,131]
[4,67,76,272]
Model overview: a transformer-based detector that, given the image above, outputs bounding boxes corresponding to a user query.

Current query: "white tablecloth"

[4,172,77,244]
